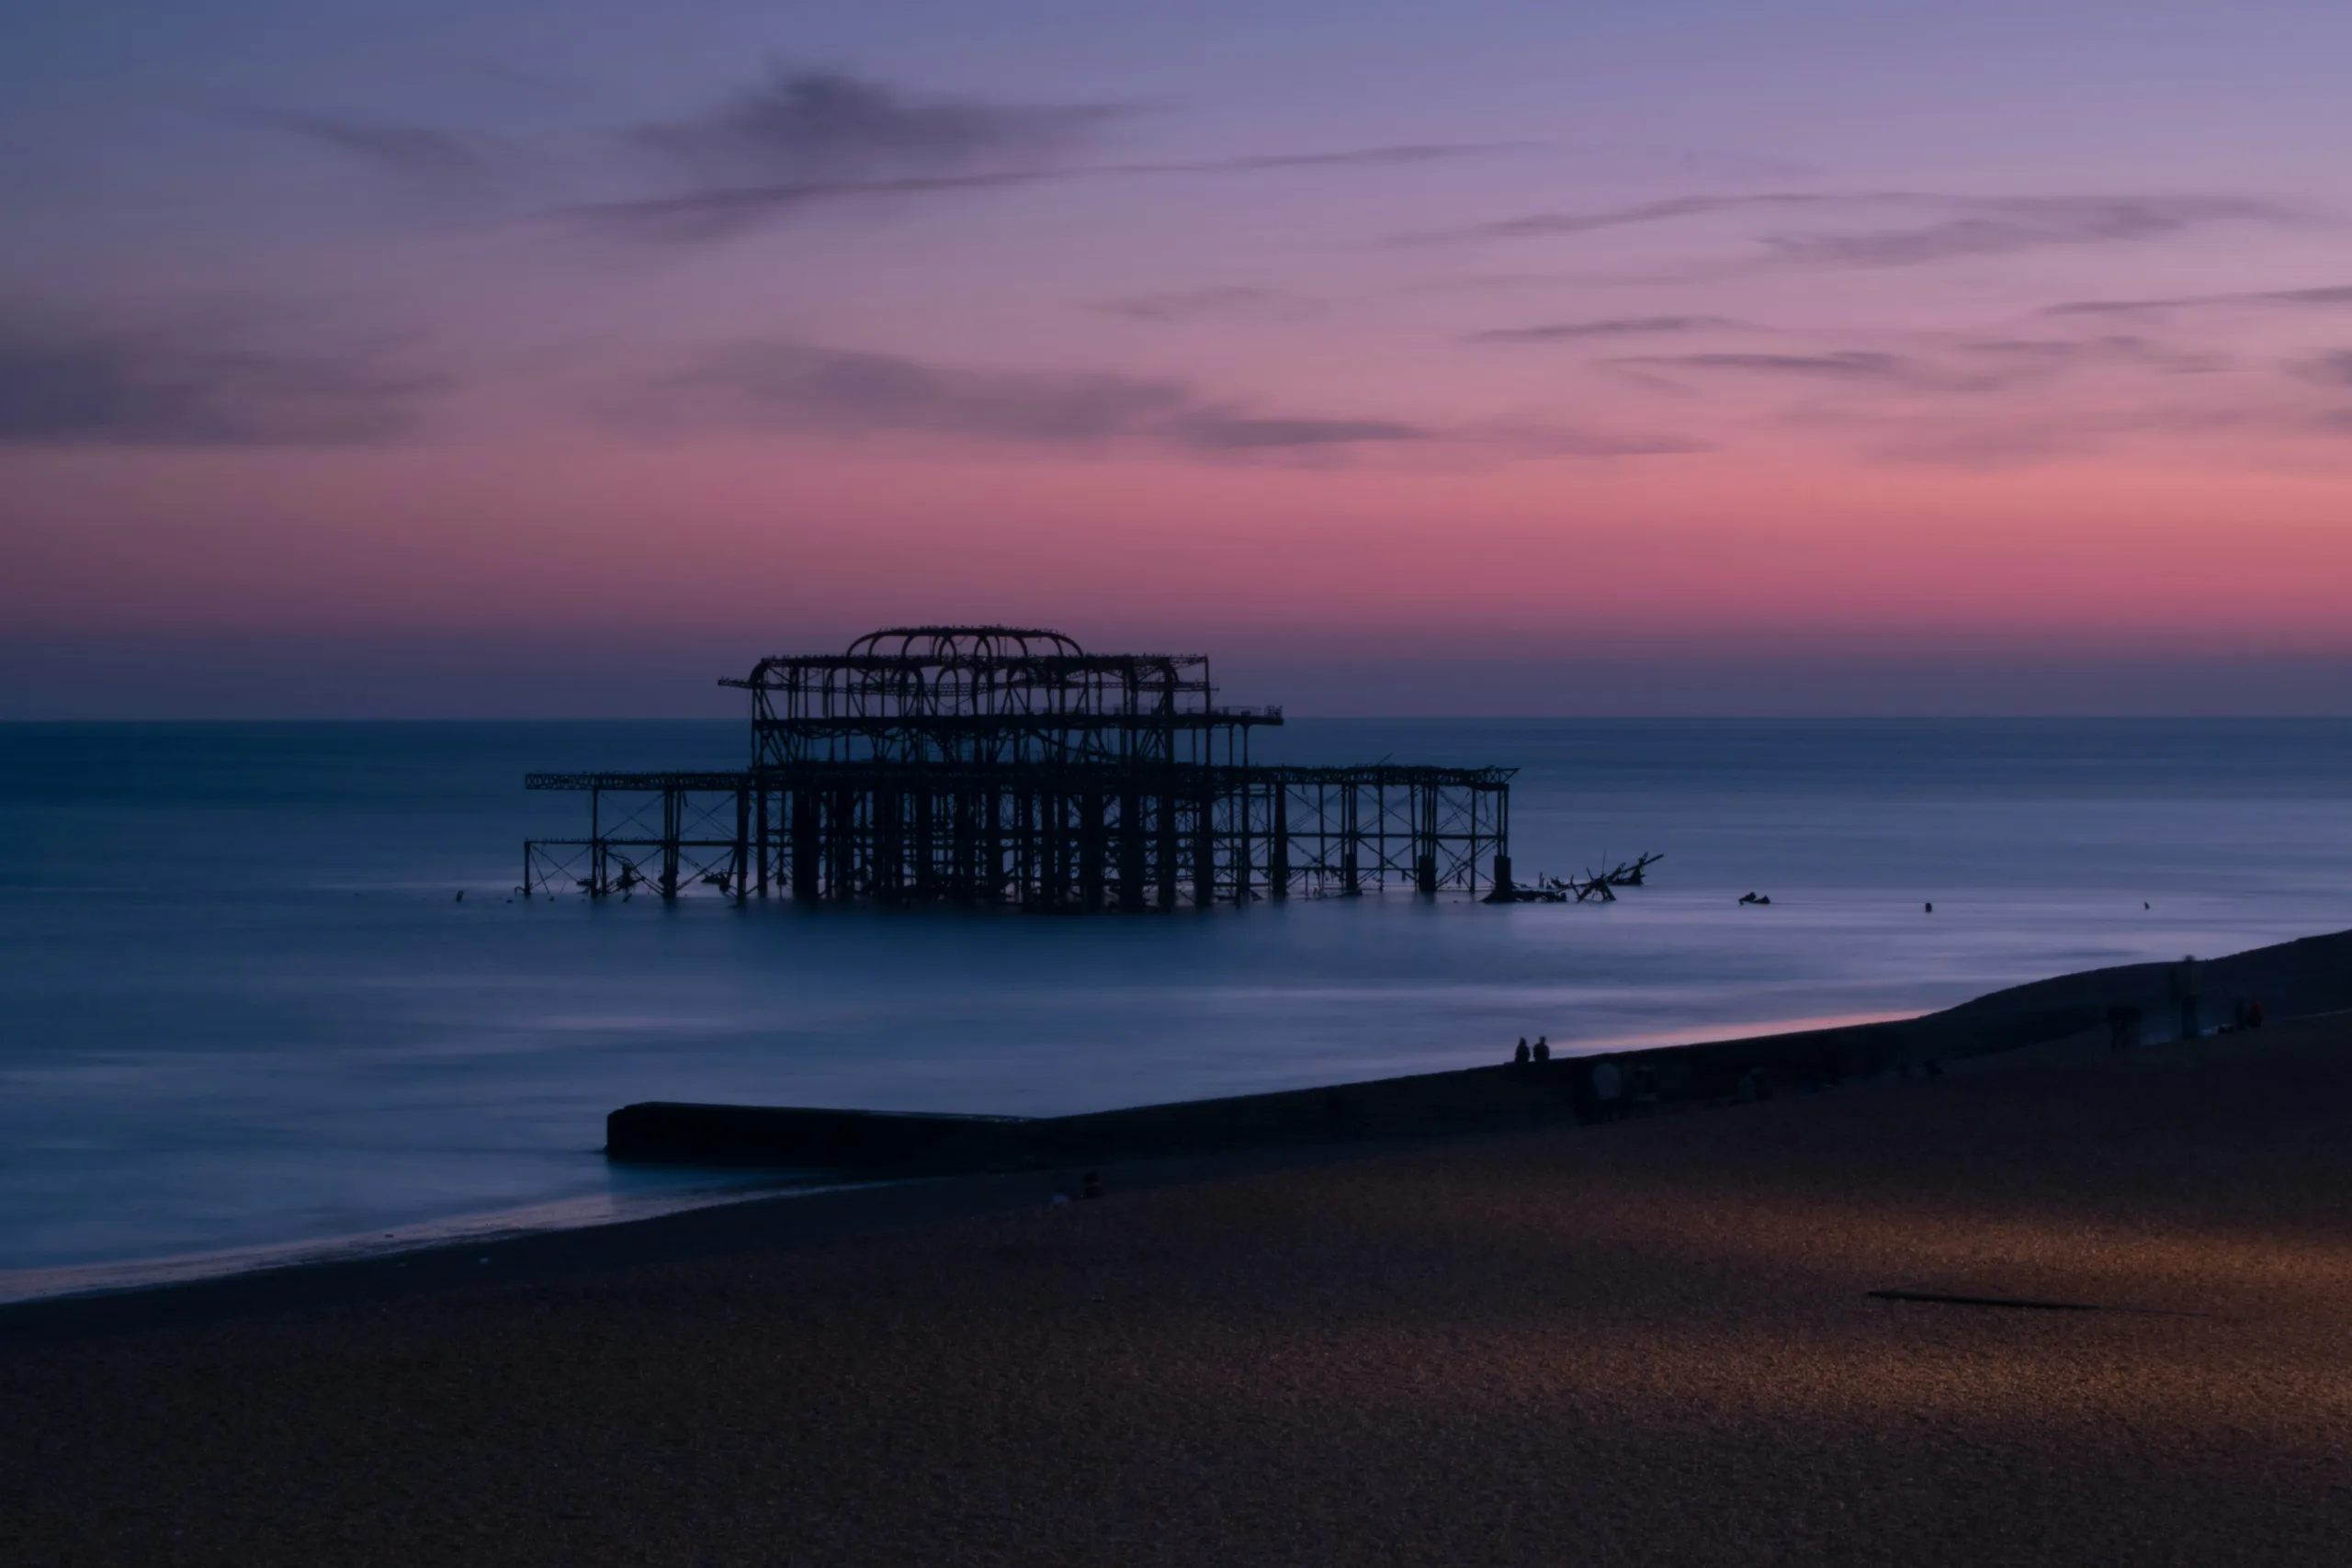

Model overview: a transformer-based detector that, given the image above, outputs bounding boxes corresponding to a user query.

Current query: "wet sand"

[7,1012,2352,1565]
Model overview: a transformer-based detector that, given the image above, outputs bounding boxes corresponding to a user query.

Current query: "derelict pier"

[521,626,1514,909]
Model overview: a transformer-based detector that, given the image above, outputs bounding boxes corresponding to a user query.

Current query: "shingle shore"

[6,1015,2351,1566]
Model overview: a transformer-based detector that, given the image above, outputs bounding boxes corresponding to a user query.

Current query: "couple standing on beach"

[1510,1036,1632,1123]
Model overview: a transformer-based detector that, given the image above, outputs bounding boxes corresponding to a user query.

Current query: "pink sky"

[6,2,2352,713]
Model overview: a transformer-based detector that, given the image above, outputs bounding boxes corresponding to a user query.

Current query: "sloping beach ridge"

[6,930,2351,1565]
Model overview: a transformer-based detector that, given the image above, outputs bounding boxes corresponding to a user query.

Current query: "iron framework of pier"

[521,626,1513,909]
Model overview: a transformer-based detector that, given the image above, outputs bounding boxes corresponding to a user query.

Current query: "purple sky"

[6,1,2352,714]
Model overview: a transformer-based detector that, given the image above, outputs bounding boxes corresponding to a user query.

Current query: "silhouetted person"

[1533,1035,1550,1062]
[1081,1170,1102,1201]
[1924,901,1932,913]
[2248,998,2265,1030]
[1514,1039,1531,1066]
[2169,955,2201,1041]
[1590,1059,1623,1120]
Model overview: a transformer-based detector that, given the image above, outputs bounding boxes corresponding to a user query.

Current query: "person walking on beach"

[1514,1038,1531,1066]
[1533,1035,1550,1063]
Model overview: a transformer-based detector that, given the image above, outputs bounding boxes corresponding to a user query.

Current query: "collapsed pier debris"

[521,626,1514,908]
[1487,852,1663,904]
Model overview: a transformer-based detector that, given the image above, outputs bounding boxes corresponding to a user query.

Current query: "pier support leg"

[791,789,818,902]
[1193,790,1216,908]
[733,786,751,903]
[1231,789,1251,905]
[591,787,606,897]
[1080,790,1106,910]
[1156,789,1179,911]
[1416,784,1439,897]
[914,788,935,901]
[1269,786,1289,900]
[660,788,683,899]
[1341,786,1362,897]
[1118,788,1145,911]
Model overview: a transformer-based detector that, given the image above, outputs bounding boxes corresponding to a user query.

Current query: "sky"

[6,0,2352,716]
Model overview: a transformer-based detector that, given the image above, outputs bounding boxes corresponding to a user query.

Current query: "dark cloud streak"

[1612,351,1916,381]
[571,170,1054,243]
[636,69,1120,186]
[580,69,1516,243]
[2292,350,2352,387]
[1468,315,1738,344]
[650,341,1419,452]
[1096,287,1322,324]
[1750,197,2290,270]
[2047,283,2352,316]
[1402,192,1861,244]
[1128,142,1527,175]
[1403,190,2303,271]
[261,112,499,197]
[638,340,1693,458]
[0,318,442,446]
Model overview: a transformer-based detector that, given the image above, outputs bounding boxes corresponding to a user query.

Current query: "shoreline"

[8,981,2351,1562]
[8,924,2346,1335]
[0,1176,856,1312]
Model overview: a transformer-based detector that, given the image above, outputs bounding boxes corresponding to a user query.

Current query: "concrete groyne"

[608,929,2352,1176]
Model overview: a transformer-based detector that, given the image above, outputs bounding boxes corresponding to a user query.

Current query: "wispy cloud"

[577,68,1519,243]
[571,69,1119,242]
[1404,192,1851,244]
[1593,327,2328,467]
[1173,412,1426,449]
[2046,283,2352,316]
[261,112,500,197]
[1476,422,1709,457]
[1467,315,1738,344]
[1749,197,2291,270]
[1139,142,1527,175]
[635,69,1121,188]
[1612,350,1918,381]
[629,339,1694,459]
[1844,403,2280,468]
[572,169,1057,243]
[1954,334,2224,375]
[1402,190,2304,271]
[0,313,443,446]
[1095,287,1323,324]
[640,341,1419,452]
[1607,333,2222,400]
[2292,350,2352,387]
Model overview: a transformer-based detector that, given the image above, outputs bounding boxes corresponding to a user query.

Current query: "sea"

[3,718,2348,1300]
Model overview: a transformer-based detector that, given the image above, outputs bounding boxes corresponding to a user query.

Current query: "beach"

[7,1001,2351,1564]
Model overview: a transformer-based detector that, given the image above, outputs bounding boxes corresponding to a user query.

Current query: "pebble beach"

[7,1005,2351,1565]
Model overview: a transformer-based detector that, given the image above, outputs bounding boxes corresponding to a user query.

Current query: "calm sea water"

[3,719,2348,1292]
